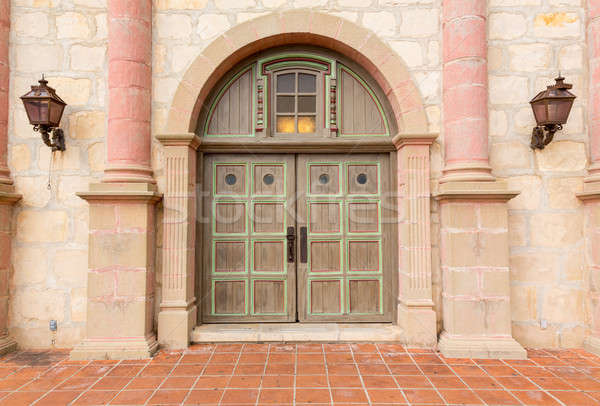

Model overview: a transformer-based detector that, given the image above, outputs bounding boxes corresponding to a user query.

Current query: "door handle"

[287,226,296,262]
[300,226,307,263]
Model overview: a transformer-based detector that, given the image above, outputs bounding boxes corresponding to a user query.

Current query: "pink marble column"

[103,0,153,183]
[0,0,11,185]
[441,0,493,182]
[589,0,600,181]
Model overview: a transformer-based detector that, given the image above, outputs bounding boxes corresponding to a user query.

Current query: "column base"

[70,335,158,360]
[397,303,437,347]
[584,335,600,356]
[158,303,197,350]
[438,332,526,359]
[0,335,17,356]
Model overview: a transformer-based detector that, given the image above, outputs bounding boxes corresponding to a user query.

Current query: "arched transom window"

[201,50,393,138]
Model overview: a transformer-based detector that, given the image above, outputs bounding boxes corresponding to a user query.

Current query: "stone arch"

[164,10,428,135]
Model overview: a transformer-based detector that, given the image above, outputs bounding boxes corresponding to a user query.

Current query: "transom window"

[275,71,318,134]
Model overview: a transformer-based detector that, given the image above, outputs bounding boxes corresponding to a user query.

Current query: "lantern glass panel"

[49,101,65,126]
[25,100,50,124]
[551,99,573,124]
[532,102,548,125]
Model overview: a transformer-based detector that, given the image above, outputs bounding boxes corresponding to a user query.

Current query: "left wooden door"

[202,154,297,322]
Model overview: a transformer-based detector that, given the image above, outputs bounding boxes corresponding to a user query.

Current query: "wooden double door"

[202,153,394,323]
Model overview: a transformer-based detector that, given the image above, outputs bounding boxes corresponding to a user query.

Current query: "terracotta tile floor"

[0,345,598,405]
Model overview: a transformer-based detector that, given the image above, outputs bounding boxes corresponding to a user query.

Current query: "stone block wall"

[3,0,592,349]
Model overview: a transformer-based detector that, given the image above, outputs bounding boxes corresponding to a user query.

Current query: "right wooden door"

[296,154,394,322]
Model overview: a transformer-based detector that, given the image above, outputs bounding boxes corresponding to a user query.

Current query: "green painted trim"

[345,276,384,315]
[306,276,345,316]
[250,238,287,274]
[306,162,342,197]
[212,161,249,198]
[210,278,249,316]
[250,277,288,316]
[345,161,381,196]
[211,239,249,276]
[338,64,390,137]
[346,237,383,274]
[264,60,329,72]
[307,238,343,275]
[204,64,256,138]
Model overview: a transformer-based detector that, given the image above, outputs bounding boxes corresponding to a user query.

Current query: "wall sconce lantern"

[20,76,67,151]
[530,75,576,150]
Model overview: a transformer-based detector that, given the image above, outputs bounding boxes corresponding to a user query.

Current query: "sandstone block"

[94,14,107,40]
[197,14,230,40]
[480,203,508,229]
[58,176,90,208]
[88,271,114,298]
[262,0,286,6]
[536,141,586,172]
[88,143,105,172]
[157,14,192,39]
[508,213,527,247]
[482,270,510,297]
[53,250,87,287]
[444,269,478,296]
[547,177,583,209]
[12,287,66,321]
[489,76,529,105]
[89,233,148,269]
[215,0,255,8]
[510,252,560,283]
[70,46,105,71]
[38,145,81,171]
[17,210,68,243]
[9,144,31,172]
[171,45,198,73]
[44,77,91,106]
[479,232,509,267]
[514,107,537,136]
[363,12,396,37]
[293,0,327,6]
[389,41,423,68]
[71,288,87,323]
[14,176,51,208]
[89,204,116,230]
[490,0,541,5]
[565,249,585,281]
[15,45,63,72]
[533,13,581,39]
[427,41,439,66]
[489,13,527,40]
[449,300,485,335]
[488,46,504,71]
[118,205,149,229]
[87,300,149,338]
[530,212,582,247]
[441,203,477,229]
[511,286,537,322]
[155,0,208,9]
[489,110,508,137]
[542,286,584,323]
[441,232,478,267]
[12,247,47,286]
[509,44,552,72]
[489,142,531,171]
[399,9,438,37]
[13,12,49,37]
[505,176,542,210]
[559,44,583,70]
[69,111,106,140]
[57,12,91,39]
[116,270,149,297]
[484,300,512,335]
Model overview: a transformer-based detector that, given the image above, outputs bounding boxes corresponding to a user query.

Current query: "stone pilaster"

[0,0,10,185]
[393,134,437,347]
[70,183,160,360]
[156,134,200,349]
[436,182,526,359]
[0,185,19,355]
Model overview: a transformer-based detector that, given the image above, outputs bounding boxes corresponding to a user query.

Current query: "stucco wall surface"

[4,0,590,349]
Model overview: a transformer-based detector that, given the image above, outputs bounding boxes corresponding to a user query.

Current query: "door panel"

[297,154,393,322]
[203,154,296,322]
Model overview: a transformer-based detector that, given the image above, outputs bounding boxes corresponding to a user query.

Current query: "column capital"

[156,133,202,150]
[392,133,438,150]
[435,181,519,202]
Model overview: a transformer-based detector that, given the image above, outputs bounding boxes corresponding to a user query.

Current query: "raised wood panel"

[348,241,379,272]
[214,280,246,315]
[208,69,252,135]
[253,241,284,273]
[310,240,341,273]
[309,203,340,233]
[309,164,340,195]
[253,203,284,233]
[340,69,385,135]
[215,241,246,273]
[348,202,379,233]
[310,280,341,314]
[215,203,246,234]
[253,280,285,314]
[349,279,380,314]
[215,164,246,195]
[348,164,378,195]
[253,164,285,196]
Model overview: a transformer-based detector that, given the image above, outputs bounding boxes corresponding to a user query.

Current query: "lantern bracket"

[34,125,65,152]
[531,124,562,150]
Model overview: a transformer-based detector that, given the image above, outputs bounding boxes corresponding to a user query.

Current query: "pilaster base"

[70,335,158,360]
[584,335,600,357]
[0,335,17,356]
[397,303,437,347]
[438,332,526,359]
[158,304,197,350]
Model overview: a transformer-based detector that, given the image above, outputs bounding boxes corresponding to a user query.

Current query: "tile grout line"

[292,344,297,406]
[253,343,269,406]
[30,359,93,405]
[405,350,447,406]
[349,344,373,406]
[375,343,410,405]
[67,360,122,405]
[181,345,216,405]
[105,357,153,406]
[142,350,182,406]
[322,344,334,406]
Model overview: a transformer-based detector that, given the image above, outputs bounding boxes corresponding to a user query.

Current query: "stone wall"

[4,0,591,349]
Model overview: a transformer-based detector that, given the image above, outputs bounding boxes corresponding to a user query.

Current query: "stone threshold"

[192,323,404,343]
